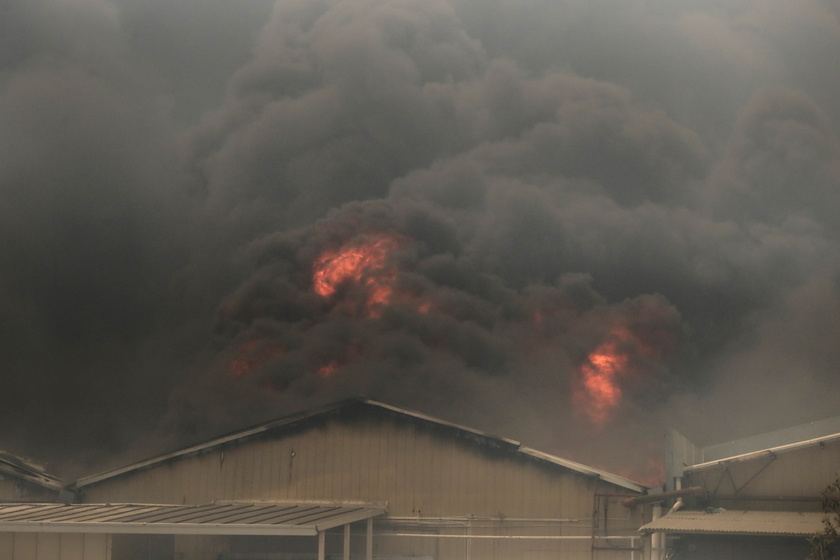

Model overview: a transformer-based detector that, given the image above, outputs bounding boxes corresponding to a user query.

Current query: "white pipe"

[379,534,640,540]
[384,521,595,530]
[386,516,586,523]
[667,498,684,516]
[651,505,662,560]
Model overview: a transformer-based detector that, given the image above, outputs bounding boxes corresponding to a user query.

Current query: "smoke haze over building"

[2,0,840,482]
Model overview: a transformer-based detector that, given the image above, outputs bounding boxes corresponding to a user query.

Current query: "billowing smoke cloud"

[2,0,839,482]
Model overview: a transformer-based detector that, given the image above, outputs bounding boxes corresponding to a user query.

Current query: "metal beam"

[732,453,776,496]
[0,522,316,536]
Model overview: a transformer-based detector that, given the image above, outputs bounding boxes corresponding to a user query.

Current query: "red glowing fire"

[574,326,659,425]
[312,233,406,316]
[577,345,625,423]
[316,359,342,377]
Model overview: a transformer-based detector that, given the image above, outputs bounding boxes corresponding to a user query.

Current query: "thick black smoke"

[2,0,839,482]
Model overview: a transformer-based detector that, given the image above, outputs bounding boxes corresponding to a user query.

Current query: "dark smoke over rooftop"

[2,0,839,483]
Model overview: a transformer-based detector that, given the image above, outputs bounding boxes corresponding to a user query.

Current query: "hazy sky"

[2,0,840,482]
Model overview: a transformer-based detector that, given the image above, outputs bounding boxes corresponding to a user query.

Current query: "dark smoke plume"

[2,0,839,483]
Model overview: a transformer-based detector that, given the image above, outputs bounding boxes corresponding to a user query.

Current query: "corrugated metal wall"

[686,438,840,511]
[0,533,110,560]
[84,415,605,514]
[82,412,645,559]
[0,479,59,502]
[0,479,16,501]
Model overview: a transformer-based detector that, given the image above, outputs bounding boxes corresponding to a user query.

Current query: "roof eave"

[76,398,647,494]
[686,432,840,473]
[0,521,318,536]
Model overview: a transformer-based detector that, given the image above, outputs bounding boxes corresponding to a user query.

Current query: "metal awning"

[639,509,826,537]
[0,502,386,536]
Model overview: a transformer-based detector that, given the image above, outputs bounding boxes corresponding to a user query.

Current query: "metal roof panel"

[0,452,65,492]
[686,433,840,472]
[639,509,826,536]
[703,416,840,462]
[0,502,386,536]
[75,398,646,493]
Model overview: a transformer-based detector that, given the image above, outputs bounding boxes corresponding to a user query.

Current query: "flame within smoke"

[316,360,342,377]
[574,326,659,426]
[578,343,626,423]
[312,234,406,316]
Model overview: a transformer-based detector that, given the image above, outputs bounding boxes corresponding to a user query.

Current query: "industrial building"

[638,418,840,560]
[0,450,65,503]
[0,398,652,560]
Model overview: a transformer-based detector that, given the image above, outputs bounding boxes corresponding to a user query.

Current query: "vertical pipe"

[604,497,609,540]
[651,505,662,560]
[344,524,351,560]
[366,518,373,560]
[591,492,599,560]
[668,477,679,560]
[465,517,471,560]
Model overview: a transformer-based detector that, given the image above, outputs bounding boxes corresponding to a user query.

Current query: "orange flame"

[312,234,405,316]
[574,326,656,425]
[316,359,342,377]
[576,339,628,424]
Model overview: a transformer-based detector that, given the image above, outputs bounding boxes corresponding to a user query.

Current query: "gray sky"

[2,0,839,482]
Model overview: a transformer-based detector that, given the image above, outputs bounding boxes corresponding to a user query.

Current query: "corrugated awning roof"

[639,509,826,537]
[0,502,386,536]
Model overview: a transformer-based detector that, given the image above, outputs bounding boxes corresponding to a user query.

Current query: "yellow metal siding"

[84,415,630,519]
[0,479,59,503]
[14,533,37,560]
[0,533,109,560]
[81,413,644,559]
[0,479,16,501]
[0,533,10,559]
[688,439,840,509]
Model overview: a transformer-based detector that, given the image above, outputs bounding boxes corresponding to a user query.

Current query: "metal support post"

[344,524,351,560]
[367,518,374,560]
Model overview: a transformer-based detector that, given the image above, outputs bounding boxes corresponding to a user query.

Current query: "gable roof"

[0,451,65,493]
[76,398,645,493]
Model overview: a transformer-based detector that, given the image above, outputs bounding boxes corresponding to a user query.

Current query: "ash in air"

[2,0,840,483]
